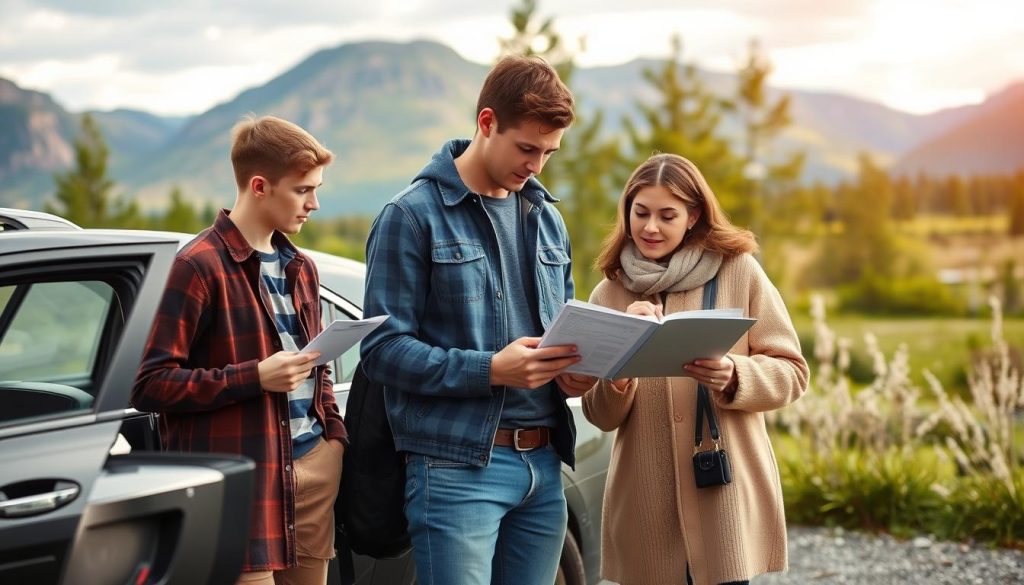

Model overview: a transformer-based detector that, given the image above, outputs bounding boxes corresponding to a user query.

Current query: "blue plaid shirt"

[361,139,578,468]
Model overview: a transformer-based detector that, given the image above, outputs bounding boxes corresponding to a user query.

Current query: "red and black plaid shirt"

[132,210,347,572]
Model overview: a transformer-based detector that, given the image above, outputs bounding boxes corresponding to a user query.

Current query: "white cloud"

[0,0,1021,116]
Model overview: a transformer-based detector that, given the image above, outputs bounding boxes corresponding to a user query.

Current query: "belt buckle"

[513,428,530,451]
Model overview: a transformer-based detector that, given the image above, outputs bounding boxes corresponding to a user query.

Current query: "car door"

[0,232,254,585]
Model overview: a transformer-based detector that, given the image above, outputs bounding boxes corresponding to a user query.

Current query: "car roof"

[0,229,181,256]
[0,207,82,232]
[0,212,365,308]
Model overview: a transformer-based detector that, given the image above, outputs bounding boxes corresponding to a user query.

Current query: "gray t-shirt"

[481,193,558,429]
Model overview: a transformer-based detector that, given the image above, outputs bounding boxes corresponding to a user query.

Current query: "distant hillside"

[87,108,188,169]
[0,77,186,207]
[123,40,487,215]
[572,61,974,182]
[0,78,77,207]
[893,82,1024,177]
[2,39,1020,216]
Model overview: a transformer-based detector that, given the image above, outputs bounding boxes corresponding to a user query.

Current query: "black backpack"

[335,362,412,559]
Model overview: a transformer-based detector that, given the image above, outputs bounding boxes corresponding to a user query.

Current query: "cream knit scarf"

[618,241,723,296]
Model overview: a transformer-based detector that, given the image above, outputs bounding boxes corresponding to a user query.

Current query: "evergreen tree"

[161,186,202,233]
[947,175,972,217]
[1009,174,1024,237]
[625,36,745,221]
[47,114,115,227]
[820,154,897,285]
[734,39,805,238]
[891,175,916,221]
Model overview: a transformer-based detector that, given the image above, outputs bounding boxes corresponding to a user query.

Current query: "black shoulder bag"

[692,274,733,488]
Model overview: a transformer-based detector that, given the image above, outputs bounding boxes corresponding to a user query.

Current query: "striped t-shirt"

[259,247,323,460]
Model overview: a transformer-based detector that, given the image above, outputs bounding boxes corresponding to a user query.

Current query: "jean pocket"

[431,241,487,303]
[423,455,473,469]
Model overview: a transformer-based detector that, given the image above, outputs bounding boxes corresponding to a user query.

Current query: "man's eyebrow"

[517,141,559,154]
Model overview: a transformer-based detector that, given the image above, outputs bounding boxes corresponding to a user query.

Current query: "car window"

[0,280,116,426]
[321,298,359,385]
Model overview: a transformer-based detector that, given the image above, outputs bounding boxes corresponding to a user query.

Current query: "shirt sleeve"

[131,257,264,413]
[359,202,494,398]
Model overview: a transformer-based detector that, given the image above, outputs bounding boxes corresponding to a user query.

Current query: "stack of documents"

[538,300,755,379]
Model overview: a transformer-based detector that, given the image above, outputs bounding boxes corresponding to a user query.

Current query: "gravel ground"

[756,526,1024,585]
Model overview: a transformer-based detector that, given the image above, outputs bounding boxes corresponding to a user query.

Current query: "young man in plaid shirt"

[132,115,346,585]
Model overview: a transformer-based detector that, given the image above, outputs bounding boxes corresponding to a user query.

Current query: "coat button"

[455,252,462,260]
[280,420,287,426]
[496,291,502,299]
[285,464,292,472]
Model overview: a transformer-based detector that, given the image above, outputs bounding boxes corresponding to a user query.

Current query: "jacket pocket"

[537,245,570,306]
[431,241,487,303]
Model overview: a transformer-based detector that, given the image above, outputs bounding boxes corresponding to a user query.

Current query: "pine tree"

[1009,174,1024,237]
[47,114,115,227]
[625,36,745,220]
[161,186,202,233]
[734,39,805,238]
[820,154,897,285]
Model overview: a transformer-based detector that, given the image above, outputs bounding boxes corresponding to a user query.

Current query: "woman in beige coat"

[578,153,808,585]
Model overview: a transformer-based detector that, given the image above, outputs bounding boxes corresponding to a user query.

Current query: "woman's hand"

[625,300,663,320]
[610,378,633,392]
[557,373,598,397]
[684,356,736,393]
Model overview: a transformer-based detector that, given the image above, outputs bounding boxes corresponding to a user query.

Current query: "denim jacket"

[361,139,577,468]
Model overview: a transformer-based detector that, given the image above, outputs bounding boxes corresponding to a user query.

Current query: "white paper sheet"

[300,315,388,367]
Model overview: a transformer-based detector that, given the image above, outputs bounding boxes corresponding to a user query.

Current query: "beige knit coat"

[582,253,809,585]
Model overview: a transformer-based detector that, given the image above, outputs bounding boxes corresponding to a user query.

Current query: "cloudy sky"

[1,0,1022,117]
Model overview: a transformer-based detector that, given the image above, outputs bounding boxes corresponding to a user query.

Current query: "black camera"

[693,448,732,488]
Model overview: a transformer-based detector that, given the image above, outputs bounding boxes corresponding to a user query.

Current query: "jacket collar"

[212,209,303,265]
[425,139,559,209]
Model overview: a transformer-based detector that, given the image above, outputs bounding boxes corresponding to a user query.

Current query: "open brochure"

[538,300,755,379]
[300,315,388,367]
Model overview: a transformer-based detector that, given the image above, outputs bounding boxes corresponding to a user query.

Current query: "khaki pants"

[235,438,344,585]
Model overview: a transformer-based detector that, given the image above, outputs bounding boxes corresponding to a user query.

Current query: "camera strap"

[694,273,722,450]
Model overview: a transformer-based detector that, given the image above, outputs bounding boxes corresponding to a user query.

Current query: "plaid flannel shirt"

[131,210,347,572]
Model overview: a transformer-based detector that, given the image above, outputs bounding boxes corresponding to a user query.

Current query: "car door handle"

[0,484,80,518]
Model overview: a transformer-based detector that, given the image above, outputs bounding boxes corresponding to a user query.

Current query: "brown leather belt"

[493,427,551,451]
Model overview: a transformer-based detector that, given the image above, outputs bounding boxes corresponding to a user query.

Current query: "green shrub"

[943,471,1024,547]
[780,447,946,538]
[837,274,963,316]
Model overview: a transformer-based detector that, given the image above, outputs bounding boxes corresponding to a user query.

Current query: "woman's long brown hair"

[595,153,758,281]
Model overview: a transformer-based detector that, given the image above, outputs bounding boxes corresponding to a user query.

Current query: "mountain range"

[1,39,1021,216]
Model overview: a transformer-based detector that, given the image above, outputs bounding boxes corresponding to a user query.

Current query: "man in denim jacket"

[361,56,594,585]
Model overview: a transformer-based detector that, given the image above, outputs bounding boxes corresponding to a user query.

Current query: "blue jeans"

[404,444,567,585]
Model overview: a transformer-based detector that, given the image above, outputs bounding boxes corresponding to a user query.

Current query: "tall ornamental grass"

[771,296,1024,547]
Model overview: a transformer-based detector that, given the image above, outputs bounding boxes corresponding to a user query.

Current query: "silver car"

[0,208,611,585]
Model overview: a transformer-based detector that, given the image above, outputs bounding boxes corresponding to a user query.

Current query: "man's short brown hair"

[230,115,334,189]
[476,55,575,132]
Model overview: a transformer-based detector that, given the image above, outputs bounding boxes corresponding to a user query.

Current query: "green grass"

[790,314,1024,394]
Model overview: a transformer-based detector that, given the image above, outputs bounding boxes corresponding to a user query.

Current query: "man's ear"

[250,175,270,199]
[477,108,497,138]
